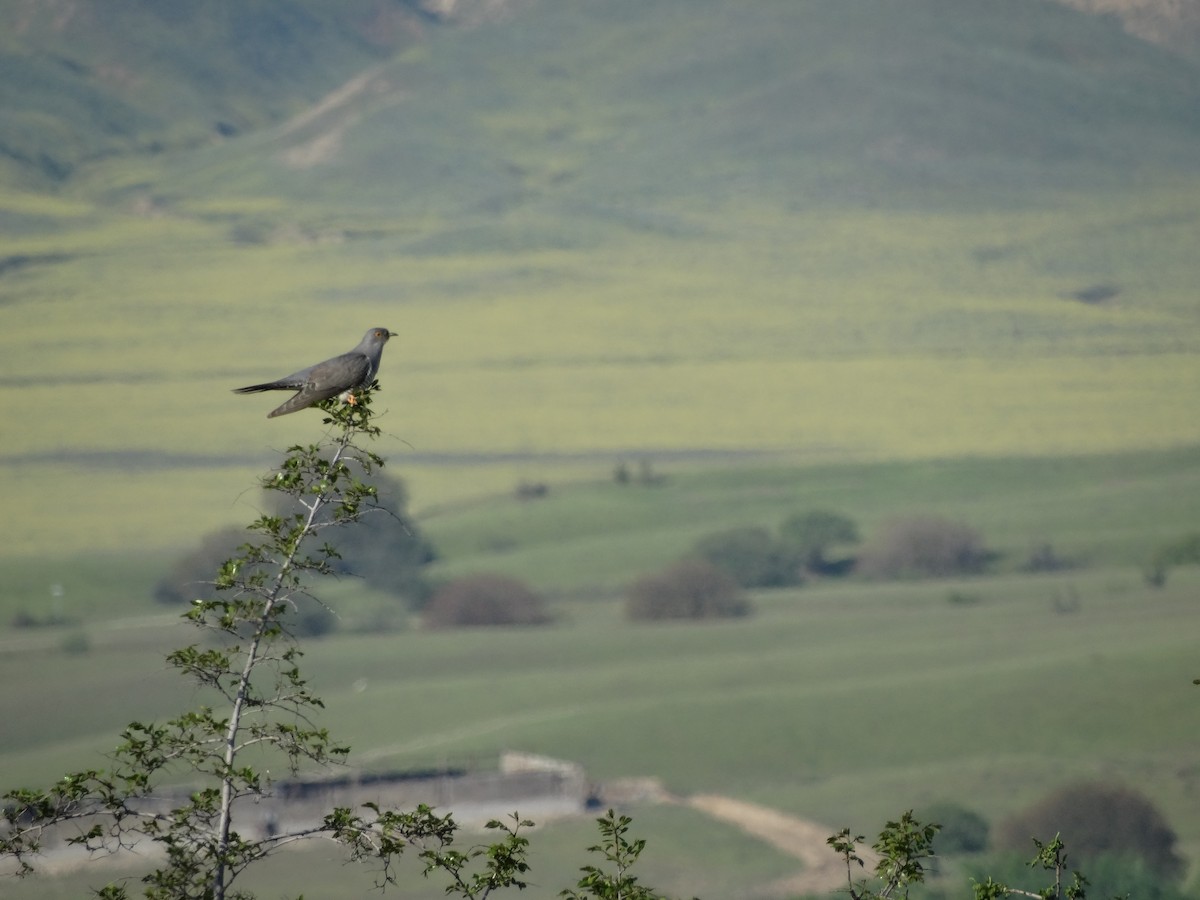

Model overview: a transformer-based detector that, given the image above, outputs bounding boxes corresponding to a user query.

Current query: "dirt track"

[685,794,879,897]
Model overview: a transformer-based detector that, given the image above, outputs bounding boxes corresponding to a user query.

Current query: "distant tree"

[693,526,801,588]
[975,848,1191,900]
[626,559,751,622]
[423,574,551,628]
[779,510,860,574]
[152,525,252,605]
[155,471,436,611]
[918,802,989,854]
[1143,531,1200,587]
[993,782,1184,882]
[267,469,437,602]
[857,515,990,579]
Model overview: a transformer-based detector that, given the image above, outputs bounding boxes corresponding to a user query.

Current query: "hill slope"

[0,0,446,186]
[4,0,1200,206]
[108,0,1200,221]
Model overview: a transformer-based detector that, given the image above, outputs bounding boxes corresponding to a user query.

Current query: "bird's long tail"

[232,381,290,394]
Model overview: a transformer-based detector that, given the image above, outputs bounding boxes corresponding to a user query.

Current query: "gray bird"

[233,327,397,418]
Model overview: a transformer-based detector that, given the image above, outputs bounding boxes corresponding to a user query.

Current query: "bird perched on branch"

[233,327,396,418]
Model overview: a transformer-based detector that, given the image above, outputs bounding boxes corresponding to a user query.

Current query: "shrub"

[423,574,551,628]
[974,851,1190,900]
[153,526,251,605]
[857,515,990,578]
[993,782,1184,881]
[693,526,801,588]
[626,559,751,622]
[779,510,860,574]
[919,801,989,854]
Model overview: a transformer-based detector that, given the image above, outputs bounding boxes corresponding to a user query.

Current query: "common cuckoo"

[234,327,396,418]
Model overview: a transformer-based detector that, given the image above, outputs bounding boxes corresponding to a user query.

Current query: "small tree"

[561,809,673,900]
[828,811,940,899]
[626,559,751,622]
[919,801,989,854]
[992,782,1184,881]
[972,834,1091,900]
[830,815,1100,900]
[857,515,990,579]
[423,574,551,628]
[0,391,448,898]
[692,526,801,588]
[779,509,860,575]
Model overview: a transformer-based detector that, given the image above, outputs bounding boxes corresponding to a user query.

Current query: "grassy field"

[3,560,1197,897]
[4,803,804,900]
[2,450,1198,896]
[418,446,1200,591]
[2,180,1199,562]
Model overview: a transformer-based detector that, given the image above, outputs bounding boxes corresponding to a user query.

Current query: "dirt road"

[685,794,879,897]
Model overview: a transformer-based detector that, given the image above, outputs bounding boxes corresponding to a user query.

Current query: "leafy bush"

[919,801,989,853]
[779,509,860,574]
[974,851,1190,900]
[423,574,551,628]
[625,559,751,622]
[692,526,801,588]
[992,782,1184,881]
[857,515,990,578]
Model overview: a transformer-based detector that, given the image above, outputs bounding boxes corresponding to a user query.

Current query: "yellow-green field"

[3,179,1199,558]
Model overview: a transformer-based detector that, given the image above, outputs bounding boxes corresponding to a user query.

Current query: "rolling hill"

[83,0,1200,216]
[0,0,446,186]
[3,0,1200,202]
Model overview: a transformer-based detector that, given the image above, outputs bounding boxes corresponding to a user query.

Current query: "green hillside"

[85,0,1200,219]
[0,0,434,185]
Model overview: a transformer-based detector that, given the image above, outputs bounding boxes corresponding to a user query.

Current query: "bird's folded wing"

[305,354,371,396]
